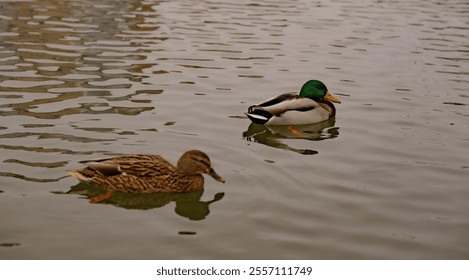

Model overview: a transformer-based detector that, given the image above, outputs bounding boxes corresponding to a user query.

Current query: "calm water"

[1,0,468,259]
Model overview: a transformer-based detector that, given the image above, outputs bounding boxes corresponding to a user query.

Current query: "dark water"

[0,0,468,259]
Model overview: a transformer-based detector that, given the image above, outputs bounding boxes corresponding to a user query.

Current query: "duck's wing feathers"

[81,154,176,177]
[248,93,319,116]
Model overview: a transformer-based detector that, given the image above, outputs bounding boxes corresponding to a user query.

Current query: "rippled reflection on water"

[54,183,225,221]
[243,119,338,155]
[1,0,468,259]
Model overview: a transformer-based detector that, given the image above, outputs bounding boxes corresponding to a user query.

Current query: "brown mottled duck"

[67,150,225,203]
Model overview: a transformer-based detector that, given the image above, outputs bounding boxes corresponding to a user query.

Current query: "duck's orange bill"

[324,91,341,103]
[209,168,225,183]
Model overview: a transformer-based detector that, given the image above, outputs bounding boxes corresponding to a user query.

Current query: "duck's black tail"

[245,107,272,125]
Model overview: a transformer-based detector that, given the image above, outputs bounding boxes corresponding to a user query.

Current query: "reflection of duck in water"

[243,119,339,155]
[245,80,341,125]
[67,150,225,203]
[58,183,224,220]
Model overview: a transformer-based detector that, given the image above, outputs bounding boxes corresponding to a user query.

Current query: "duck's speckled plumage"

[67,150,225,201]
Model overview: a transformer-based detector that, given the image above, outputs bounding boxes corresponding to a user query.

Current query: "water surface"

[1,0,468,259]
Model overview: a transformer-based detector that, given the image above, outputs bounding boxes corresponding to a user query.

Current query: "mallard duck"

[67,150,225,203]
[245,80,341,125]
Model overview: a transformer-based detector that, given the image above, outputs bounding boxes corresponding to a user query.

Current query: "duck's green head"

[299,80,341,103]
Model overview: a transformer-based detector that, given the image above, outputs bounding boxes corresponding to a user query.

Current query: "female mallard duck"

[67,150,225,203]
[245,80,341,125]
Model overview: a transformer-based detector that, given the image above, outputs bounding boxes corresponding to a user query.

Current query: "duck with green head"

[245,80,341,125]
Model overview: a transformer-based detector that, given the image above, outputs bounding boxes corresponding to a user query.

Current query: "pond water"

[0,0,468,259]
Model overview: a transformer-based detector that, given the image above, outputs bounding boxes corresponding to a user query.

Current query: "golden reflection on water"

[0,0,159,119]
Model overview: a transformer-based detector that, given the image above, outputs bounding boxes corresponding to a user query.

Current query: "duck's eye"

[193,157,210,168]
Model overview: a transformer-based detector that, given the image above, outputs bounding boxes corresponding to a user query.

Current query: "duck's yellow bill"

[324,91,341,103]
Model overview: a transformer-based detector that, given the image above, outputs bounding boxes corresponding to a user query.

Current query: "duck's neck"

[318,100,336,117]
[180,173,205,192]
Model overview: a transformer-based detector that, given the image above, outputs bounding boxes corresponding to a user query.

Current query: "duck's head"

[177,150,225,183]
[299,80,341,104]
